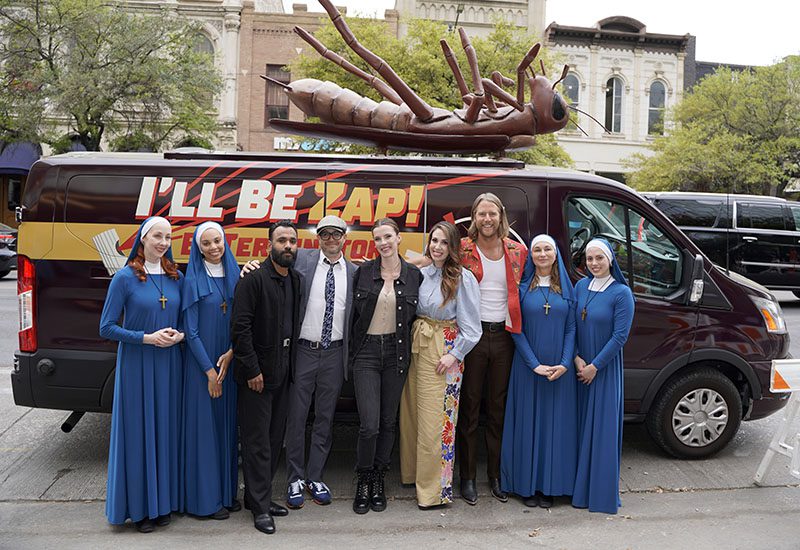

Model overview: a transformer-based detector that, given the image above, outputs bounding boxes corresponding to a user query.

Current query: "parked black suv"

[644,192,800,297]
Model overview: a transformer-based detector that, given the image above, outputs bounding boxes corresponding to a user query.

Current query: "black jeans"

[353,334,407,471]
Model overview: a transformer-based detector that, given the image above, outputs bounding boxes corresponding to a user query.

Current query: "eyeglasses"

[318,230,344,241]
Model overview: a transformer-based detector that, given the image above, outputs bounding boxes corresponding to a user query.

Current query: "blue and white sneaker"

[287,479,305,509]
[306,480,332,505]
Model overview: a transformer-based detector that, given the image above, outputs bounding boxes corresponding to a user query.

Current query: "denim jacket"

[350,257,422,374]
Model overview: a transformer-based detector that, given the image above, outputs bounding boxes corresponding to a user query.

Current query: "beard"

[271,246,297,268]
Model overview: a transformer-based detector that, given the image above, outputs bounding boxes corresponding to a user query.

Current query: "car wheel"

[0,269,9,278]
[646,368,742,459]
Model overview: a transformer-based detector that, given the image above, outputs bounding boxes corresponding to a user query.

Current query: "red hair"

[128,245,180,282]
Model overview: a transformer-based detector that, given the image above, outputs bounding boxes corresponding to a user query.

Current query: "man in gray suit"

[284,215,356,508]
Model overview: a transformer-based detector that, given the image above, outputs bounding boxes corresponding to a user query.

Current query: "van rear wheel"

[646,368,742,459]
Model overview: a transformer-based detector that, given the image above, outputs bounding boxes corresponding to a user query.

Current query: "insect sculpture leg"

[316,0,434,121]
[440,39,470,101]
[457,28,486,120]
[482,79,524,112]
[294,26,402,105]
[491,71,514,88]
[516,43,541,105]
[487,72,515,109]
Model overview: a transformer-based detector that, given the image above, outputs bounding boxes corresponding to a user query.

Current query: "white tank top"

[476,246,508,322]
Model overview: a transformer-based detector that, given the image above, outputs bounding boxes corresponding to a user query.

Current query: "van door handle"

[743,236,758,242]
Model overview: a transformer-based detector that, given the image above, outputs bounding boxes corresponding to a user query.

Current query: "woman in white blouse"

[399,221,482,509]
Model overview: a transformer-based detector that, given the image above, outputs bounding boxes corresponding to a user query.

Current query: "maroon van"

[12,151,791,458]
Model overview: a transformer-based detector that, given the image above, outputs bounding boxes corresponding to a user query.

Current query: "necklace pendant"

[159,294,168,310]
[221,301,227,315]
[543,302,551,315]
[581,307,587,321]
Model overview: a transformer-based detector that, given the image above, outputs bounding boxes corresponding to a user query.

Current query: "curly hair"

[425,221,462,306]
[128,244,180,282]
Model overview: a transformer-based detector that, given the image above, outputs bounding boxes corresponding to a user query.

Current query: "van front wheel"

[646,368,742,459]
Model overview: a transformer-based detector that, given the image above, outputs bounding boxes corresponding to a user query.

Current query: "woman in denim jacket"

[350,218,422,515]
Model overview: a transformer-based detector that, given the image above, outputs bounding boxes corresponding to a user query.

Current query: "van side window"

[567,197,683,298]
[654,198,722,228]
[736,203,786,231]
[788,205,800,231]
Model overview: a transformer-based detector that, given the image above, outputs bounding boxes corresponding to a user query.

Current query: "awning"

[0,141,42,175]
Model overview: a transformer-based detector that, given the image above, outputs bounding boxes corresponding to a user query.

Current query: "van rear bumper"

[12,349,116,413]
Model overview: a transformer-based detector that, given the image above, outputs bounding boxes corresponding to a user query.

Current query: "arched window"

[562,73,580,107]
[194,34,214,57]
[605,77,623,133]
[648,81,666,135]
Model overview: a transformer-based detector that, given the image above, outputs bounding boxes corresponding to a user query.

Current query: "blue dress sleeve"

[99,270,145,345]
[512,330,541,371]
[590,286,635,370]
[451,269,482,361]
[184,301,215,373]
[559,298,577,368]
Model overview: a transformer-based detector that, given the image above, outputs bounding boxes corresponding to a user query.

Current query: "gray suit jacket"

[294,248,357,380]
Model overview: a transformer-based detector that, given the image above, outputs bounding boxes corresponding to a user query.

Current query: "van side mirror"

[689,253,704,304]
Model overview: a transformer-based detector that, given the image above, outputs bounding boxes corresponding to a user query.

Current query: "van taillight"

[18,255,36,352]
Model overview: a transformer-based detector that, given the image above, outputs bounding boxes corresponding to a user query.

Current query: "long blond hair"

[467,192,509,241]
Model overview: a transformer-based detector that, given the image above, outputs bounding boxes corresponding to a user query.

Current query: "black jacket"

[231,259,302,389]
[350,257,422,374]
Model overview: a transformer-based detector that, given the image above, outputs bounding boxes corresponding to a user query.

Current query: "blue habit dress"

[572,269,635,514]
[501,249,578,498]
[100,265,183,524]
[180,228,240,515]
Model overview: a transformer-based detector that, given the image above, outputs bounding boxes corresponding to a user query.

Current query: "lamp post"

[449,3,464,32]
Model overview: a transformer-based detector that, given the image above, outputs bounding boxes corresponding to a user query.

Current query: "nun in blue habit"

[100,216,185,532]
[180,222,240,519]
[572,238,635,514]
[500,234,578,509]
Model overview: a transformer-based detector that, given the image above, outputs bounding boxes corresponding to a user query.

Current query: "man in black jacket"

[231,220,302,535]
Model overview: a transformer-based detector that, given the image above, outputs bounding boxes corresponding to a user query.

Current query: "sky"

[280,0,799,66]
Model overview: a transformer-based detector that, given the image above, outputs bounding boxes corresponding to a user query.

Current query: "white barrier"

[754,358,800,485]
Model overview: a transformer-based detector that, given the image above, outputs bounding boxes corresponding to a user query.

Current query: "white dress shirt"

[299,253,348,342]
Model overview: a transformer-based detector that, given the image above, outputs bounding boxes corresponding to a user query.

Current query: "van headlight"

[751,296,787,334]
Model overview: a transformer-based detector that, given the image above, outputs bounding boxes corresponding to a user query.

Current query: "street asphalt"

[1,278,799,549]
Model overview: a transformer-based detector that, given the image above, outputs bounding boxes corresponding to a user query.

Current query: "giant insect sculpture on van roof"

[263,0,598,155]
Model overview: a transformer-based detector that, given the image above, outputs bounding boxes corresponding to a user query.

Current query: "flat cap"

[317,215,347,233]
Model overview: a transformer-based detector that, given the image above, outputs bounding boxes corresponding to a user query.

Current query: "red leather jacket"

[460,237,527,334]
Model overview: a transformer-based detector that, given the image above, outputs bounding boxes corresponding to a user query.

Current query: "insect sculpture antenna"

[569,105,612,133]
[552,65,569,89]
[540,59,546,76]
[572,120,590,137]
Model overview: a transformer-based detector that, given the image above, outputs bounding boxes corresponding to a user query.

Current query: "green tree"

[289,17,572,167]
[626,57,800,196]
[0,0,223,151]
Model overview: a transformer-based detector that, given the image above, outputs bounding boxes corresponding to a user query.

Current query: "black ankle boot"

[353,469,372,515]
[370,468,387,512]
